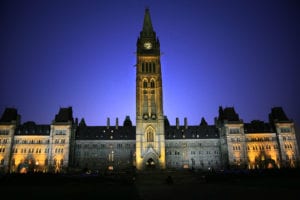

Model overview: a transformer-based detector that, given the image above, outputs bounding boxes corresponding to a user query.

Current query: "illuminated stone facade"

[135,8,165,170]
[0,9,299,173]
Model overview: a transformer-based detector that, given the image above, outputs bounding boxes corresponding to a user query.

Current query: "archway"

[145,158,156,169]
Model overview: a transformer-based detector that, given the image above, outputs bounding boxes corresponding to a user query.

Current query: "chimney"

[184,117,188,129]
[176,117,179,129]
[107,117,110,129]
[116,117,119,129]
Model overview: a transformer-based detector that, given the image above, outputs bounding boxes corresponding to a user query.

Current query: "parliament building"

[0,9,299,173]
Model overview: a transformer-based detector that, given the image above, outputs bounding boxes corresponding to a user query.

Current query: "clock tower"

[135,8,165,170]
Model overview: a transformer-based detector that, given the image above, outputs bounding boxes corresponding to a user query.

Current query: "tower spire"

[142,8,154,34]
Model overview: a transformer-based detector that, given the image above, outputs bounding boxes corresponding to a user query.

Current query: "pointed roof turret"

[137,8,159,54]
[143,8,154,33]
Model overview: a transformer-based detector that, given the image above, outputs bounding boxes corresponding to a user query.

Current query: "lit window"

[147,129,154,142]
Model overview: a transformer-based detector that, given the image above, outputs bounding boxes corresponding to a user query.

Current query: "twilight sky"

[1,0,299,127]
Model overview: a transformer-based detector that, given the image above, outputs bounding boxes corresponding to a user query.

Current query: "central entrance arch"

[146,158,156,169]
[142,151,159,170]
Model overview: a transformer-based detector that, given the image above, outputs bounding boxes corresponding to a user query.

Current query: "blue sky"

[1,0,299,127]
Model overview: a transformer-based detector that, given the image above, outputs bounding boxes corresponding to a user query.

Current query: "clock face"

[144,42,152,49]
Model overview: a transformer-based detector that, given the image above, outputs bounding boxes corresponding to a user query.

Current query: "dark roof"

[269,107,291,123]
[165,125,219,139]
[76,126,136,140]
[15,121,50,135]
[123,116,133,127]
[218,106,241,122]
[200,117,208,126]
[0,108,19,123]
[164,116,170,128]
[54,107,73,123]
[79,118,87,127]
[244,120,273,134]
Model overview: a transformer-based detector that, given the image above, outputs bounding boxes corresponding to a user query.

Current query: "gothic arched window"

[147,129,154,142]
[143,80,147,88]
[150,80,155,88]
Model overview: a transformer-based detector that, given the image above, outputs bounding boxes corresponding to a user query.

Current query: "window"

[0,129,9,135]
[147,129,154,142]
[143,80,147,88]
[153,63,156,73]
[280,127,291,133]
[150,80,155,88]
[55,130,66,135]
[229,128,240,134]
[108,151,114,162]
